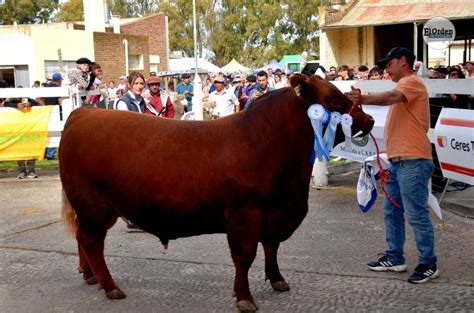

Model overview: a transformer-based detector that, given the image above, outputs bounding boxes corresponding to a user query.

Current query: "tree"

[55,0,83,22]
[158,0,216,58]
[0,0,58,24]
[205,0,324,67]
[128,0,159,17]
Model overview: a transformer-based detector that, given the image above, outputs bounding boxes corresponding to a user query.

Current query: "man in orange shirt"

[349,47,438,284]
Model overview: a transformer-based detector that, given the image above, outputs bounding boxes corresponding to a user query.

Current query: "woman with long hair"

[115,72,146,112]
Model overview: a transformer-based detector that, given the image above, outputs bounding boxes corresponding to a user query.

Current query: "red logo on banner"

[437,135,446,148]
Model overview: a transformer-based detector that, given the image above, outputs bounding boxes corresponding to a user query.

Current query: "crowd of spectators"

[1,57,472,179]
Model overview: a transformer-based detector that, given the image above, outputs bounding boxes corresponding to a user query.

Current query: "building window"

[44,60,77,79]
[128,54,143,71]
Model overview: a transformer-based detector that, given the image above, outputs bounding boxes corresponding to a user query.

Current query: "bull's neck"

[241,89,313,160]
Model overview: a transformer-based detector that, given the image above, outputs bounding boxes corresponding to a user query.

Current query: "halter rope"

[349,94,401,209]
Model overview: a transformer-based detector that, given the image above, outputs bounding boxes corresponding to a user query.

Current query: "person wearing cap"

[68,57,92,89]
[208,76,240,118]
[232,75,244,110]
[117,76,128,92]
[241,74,257,107]
[144,75,174,118]
[44,73,63,106]
[349,47,438,284]
[176,73,194,111]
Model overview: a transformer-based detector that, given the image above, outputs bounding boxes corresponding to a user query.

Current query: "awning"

[322,0,474,29]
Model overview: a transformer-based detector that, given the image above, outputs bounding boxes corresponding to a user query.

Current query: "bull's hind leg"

[226,210,262,312]
[76,225,125,299]
[78,242,97,285]
[262,241,290,292]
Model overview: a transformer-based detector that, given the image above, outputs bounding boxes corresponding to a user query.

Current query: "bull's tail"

[61,189,77,237]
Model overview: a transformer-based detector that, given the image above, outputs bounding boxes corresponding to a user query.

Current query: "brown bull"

[59,74,374,312]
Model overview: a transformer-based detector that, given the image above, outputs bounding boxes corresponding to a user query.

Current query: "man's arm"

[349,86,406,106]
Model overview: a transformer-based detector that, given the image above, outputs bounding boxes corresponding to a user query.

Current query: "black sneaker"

[367,254,407,272]
[408,264,439,284]
[17,171,27,179]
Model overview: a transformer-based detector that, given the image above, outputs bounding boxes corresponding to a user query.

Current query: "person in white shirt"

[106,81,119,99]
[209,76,240,118]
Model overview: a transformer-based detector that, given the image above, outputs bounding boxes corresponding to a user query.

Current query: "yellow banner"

[0,106,53,161]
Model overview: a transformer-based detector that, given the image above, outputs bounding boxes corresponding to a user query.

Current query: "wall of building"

[447,42,474,66]
[320,26,375,69]
[0,24,94,86]
[0,26,35,67]
[120,13,169,72]
[32,25,94,82]
[93,32,150,83]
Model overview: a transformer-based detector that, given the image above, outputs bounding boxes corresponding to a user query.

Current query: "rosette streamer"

[323,111,341,155]
[341,113,353,151]
[307,104,331,163]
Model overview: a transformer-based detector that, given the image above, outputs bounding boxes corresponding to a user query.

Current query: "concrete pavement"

[0,170,472,312]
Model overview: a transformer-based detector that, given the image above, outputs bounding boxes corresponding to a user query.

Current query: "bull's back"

[59,108,259,236]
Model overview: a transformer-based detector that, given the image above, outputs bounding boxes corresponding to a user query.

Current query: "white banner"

[433,108,474,184]
[331,105,388,162]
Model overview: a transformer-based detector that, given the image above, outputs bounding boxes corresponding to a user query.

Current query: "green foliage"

[109,0,131,18]
[163,0,324,67]
[0,0,58,24]
[0,0,326,68]
[0,160,59,172]
[55,0,83,22]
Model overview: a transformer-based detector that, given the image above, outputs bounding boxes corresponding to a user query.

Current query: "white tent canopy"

[168,58,220,73]
[220,58,250,73]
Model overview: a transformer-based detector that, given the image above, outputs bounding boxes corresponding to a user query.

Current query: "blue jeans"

[383,159,436,265]
[45,147,57,160]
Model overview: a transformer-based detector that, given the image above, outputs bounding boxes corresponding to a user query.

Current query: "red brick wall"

[120,13,169,72]
[93,32,150,84]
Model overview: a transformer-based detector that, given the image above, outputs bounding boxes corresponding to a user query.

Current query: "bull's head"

[290,74,374,142]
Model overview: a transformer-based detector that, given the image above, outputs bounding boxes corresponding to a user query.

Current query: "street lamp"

[191,0,203,120]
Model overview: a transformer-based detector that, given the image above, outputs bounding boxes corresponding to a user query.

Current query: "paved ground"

[0,170,473,312]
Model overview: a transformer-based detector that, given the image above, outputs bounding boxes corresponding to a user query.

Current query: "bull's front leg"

[226,209,262,312]
[262,241,290,292]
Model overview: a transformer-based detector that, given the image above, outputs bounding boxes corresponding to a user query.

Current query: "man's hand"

[251,91,261,100]
[17,100,31,109]
[348,85,363,105]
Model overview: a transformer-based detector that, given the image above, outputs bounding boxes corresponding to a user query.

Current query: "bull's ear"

[290,74,308,99]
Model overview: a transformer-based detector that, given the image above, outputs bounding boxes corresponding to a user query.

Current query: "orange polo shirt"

[384,75,432,160]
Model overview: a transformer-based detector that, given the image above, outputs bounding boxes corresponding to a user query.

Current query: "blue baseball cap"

[52,72,63,81]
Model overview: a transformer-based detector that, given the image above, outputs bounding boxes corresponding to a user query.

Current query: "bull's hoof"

[271,280,290,292]
[236,300,258,312]
[105,288,126,300]
[84,275,98,285]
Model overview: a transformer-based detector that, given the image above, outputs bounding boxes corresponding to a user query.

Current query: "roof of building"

[323,0,474,29]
